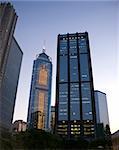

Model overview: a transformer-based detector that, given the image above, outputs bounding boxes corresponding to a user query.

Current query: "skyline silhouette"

[12,1,118,133]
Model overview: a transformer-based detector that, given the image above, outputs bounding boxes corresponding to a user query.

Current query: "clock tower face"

[39,65,48,86]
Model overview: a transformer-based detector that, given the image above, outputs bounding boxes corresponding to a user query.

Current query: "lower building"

[95,91,109,128]
[30,111,45,129]
[12,120,27,132]
[112,130,119,150]
[51,106,55,133]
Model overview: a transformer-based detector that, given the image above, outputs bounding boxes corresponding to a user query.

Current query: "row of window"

[58,81,92,120]
[58,124,67,128]
[59,53,90,82]
[57,131,94,136]
[59,38,87,55]
[60,36,86,41]
[57,128,67,131]
[71,128,80,131]
[59,46,87,55]
[59,83,91,100]
[58,112,92,120]
[84,128,94,131]
[57,131,67,135]
[84,132,94,135]
[71,132,80,135]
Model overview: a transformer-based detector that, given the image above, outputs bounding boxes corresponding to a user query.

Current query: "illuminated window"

[37,92,45,129]
[72,112,76,115]
[58,125,67,128]
[39,65,48,86]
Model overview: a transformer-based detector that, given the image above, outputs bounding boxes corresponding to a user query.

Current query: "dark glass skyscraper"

[55,32,96,140]
[27,49,52,131]
[0,2,17,81]
[0,3,23,133]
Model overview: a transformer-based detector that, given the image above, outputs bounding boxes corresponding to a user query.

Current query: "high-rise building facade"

[95,90,109,127]
[0,3,23,133]
[55,32,96,140]
[0,2,17,83]
[27,50,52,131]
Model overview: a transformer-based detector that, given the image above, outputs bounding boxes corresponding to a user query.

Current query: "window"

[81,83,92,120]
[70,83,80,120]
[60,40,67,55]
[70,57,79,82]
[39,65,48,86]
[69,39,77,55]
[37,91,45,129]
[59,84,68,120]
[78,38,87,54]
[79,54,90,81]
[59,56,68,82]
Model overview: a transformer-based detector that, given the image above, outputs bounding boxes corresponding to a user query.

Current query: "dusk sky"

[10,0,119,133]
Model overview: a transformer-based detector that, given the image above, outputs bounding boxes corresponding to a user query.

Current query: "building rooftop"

[112,130,119,137]
[36,48,52,62]
[94,90,106,95]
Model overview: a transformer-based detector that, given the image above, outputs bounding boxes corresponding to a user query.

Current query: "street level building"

[27,49,52,131]
[12,120,27,132]
[51,106,55,133]
[55,32,96,140]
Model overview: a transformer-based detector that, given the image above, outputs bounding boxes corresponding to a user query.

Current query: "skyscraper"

[95,90,109,127]
[55,32,96,140]
[0,3,23,133]
[27,49,52,131]
[0,2,17,83]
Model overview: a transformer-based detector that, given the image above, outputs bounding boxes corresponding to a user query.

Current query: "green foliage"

[11,129,90,149]
[88,138,106,149]
[0,129,112,149]
[0,131,13,150]
[0,137,13,150]
[11,129,63,149]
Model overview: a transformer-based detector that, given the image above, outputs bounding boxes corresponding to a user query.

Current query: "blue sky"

[10,1,119,133]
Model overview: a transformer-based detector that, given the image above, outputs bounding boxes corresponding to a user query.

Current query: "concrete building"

[27,49,52,131]
[0,2,23,133]
[12,120,27,132]
[55,32,96,140]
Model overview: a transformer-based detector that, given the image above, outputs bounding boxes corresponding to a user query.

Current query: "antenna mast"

[42,40,46,53]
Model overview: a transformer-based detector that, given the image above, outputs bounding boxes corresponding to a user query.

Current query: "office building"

[95,91,109,127]
[12,120,27,133]
[0,2,17,82]
[51,106,55,133]
[27,49,52,131]
[55,32,96,140]
[0,3,23,133]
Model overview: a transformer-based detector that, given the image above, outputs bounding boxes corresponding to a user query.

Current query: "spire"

[42,40,46,53]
